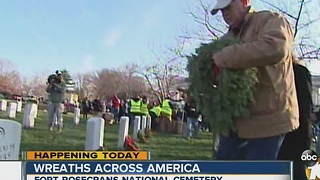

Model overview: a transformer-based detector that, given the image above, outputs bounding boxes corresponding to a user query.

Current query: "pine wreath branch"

[187,38,259,134]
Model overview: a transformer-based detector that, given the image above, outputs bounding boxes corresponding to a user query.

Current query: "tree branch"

[294,0,305,39]
[260,0,297,20]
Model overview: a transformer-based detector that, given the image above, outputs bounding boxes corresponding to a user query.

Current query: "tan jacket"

[213,10,299,138]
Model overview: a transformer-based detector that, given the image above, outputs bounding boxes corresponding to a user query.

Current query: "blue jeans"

[216,130,285,160]
[112,107,120,122]
[187,117,199,138]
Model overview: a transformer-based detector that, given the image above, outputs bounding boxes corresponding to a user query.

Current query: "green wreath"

[186,38,259,134]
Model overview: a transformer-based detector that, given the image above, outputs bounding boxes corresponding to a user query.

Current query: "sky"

[0,0,319,78]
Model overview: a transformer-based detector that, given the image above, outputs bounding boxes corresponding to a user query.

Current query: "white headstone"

[7,102,17,118]
[22,103,36,128]
[147,116,152,129]
[141,116,147,131]
[30,104,38,118]
[0,100,7,111]
[117,116,129,150]
[0,119,22,160]
[133,116,141,140]
[16,101,22,112]
[85,117,105,150]
[73,108,81,125]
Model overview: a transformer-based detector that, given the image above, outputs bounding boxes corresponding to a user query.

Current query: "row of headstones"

[0,114,148,160]
[0,106,82,160]
[0,100,23,118]
[21,104,81,129]
[0,99,81,128]
[85,116,152,151]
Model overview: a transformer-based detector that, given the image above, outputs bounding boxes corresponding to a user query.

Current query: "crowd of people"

[76,92,208,140]
[80,95,125,122]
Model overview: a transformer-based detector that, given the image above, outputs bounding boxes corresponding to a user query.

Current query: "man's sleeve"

[45,85,51,93]
[213,13,293,69]
[55,82,66,93]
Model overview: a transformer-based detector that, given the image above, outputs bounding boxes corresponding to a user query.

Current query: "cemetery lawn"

[0,110,213,160]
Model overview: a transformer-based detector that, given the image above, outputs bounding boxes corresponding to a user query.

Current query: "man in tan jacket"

[211,0,299,160]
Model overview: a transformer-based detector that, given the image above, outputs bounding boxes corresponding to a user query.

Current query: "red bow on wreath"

[213,64,221,76]
[124,135,140,151]
[212,63,221,87]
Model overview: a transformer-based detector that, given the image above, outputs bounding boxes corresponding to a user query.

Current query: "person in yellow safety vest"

[129,95,141,127]
[149,101,162,131]
[140,96,149,117]
[160,97,173,133]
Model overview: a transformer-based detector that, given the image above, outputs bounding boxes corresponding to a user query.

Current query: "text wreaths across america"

[26,161,291,175]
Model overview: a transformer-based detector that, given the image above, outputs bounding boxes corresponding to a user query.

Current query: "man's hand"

[213,54,226,67]
[47,82,54,87]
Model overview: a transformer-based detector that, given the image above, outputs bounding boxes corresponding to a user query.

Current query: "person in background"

[211,0,299,160]
[129,95,142,127]
[101,101,107,116]
[160,96,173,133]
[102,108,115,125]
[277,59,314,180]
[149,101,162,131]
[140,96,149,119]
[119,100,126,117]
[200,115,211,132]
[112,94,121,123]
[81,97,90,120]
[92,96,102,117]
[184,94,200,139]
[46,70,66,132]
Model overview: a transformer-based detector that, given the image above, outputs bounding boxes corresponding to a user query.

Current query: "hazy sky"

[0,0,319,77]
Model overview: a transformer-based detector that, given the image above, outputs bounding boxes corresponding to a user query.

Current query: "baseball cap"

[211,0,232,15]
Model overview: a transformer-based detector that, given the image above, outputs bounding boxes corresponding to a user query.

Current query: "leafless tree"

[81,68,147,101]
[0,59,22,94]
[180,0,226,44]
[181,0,320,61]
[118,63,147,99]
[73,72,96,100]
[136,43,187,103]
[19,71,48,97]
[259,0,320,60]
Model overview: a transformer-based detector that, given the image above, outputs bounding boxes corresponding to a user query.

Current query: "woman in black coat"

[277,61,314,180]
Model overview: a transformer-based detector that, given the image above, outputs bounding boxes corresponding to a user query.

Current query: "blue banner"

[26,161,291,175]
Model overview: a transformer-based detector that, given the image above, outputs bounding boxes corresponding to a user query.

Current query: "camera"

[47,73,62,84]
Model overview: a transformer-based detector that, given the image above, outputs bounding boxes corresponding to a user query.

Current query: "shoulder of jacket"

[252,10,287,21]
[294,62,311,73]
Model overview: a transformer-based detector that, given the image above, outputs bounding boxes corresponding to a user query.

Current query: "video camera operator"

[46,70,66,132]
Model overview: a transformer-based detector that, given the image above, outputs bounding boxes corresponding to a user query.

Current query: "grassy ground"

[0,110,213,160]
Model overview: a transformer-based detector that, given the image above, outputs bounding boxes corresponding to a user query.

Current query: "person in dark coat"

[81,97,90,120]
[277,60,314,180]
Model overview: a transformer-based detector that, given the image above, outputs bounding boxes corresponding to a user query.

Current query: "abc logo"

[301,150,318,166]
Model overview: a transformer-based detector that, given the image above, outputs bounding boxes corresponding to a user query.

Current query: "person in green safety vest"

[160,96,173,133]
[129,94,142,126]
[140,96,149,117]
[149,101,162,131]
[129,95,141,125]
